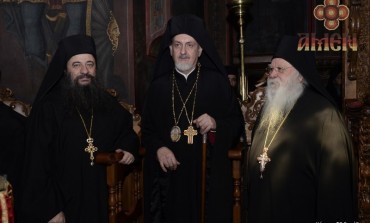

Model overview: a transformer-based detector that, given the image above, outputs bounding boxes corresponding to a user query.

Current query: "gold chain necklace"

[257,109,292,179]
[76,108,98,166]
[170,63,200,144]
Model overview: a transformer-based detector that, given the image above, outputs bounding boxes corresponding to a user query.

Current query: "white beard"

[175,62,194,73]
[258,71,306,131]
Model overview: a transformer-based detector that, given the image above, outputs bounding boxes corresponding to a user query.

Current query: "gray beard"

[258,72,306,132]
[175,62,194,73]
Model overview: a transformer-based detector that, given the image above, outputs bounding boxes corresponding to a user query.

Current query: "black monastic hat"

[58,35,97,68]
[153,14,226,79]
[273,35,336,106]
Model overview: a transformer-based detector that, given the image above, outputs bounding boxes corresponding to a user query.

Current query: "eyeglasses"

[265,66,292,75]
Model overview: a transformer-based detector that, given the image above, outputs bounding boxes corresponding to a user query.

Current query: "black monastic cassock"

[0,102,25,184]
[142,14,244,223]
[246,36,357,222]
[0,102,25,220]
[19,35,139,223]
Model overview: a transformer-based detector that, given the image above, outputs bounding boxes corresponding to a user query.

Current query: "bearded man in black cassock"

[141,14,244,223]
[246,35,357,222]
[19,35,139,223]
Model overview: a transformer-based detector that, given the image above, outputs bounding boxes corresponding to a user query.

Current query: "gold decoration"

[184,125,198,144]
[228,0,253,102]
[86,0,92,35]
[172,63,201,144]
[258,108,292,179]
[77,108,98,166]
[107,11,120,55]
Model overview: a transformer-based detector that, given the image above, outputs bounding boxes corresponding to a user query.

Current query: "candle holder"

[228,0,252,102]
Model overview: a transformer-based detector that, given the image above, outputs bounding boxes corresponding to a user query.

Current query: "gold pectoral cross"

[85,137,98,166]
[257,147,271,179]
[184,125,198,144]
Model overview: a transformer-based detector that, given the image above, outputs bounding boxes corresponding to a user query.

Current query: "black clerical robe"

[142,68,243,223]
[247,87,357,222]
[0,102,25,184]
[0,102,25,220]
[19,92,139,223]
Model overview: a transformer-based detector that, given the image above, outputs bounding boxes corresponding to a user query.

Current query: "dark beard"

[62,73,112,114]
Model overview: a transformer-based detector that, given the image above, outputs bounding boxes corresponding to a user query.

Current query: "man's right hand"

[157,147,180,172]
[48,211,65,223]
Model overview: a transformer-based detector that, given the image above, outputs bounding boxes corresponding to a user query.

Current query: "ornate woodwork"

[0,87,31,116]
[344,0,370,222]
[349,0,370,101]
[345,100,370,222]
[358,107,370,220]
[242,83,266,146]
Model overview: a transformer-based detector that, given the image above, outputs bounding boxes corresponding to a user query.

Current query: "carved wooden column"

[344,0,370,221]
[345,100,365,221]
[358,107,370,221]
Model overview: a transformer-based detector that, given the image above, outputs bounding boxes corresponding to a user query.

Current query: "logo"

[313,0,349,31]
[297,33,357,51]
[297,0,356,51]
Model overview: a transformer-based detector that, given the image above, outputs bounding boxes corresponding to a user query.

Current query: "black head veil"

[32,34,97,107]
[152,14,226,79]
[273,35,336,106]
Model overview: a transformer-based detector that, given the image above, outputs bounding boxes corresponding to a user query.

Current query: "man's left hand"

[193,113,216,135]
[115,149,135,165]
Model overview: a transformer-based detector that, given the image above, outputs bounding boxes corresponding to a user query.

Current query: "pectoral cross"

[257,147,271,179]
[184,125,198,144]
[85,137,98,166]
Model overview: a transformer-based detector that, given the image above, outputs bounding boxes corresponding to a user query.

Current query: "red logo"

[313,0,349,30]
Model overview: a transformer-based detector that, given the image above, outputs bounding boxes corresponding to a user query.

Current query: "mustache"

[267,78,280,87]
[76,73,95,80]
[179,55,189,59]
